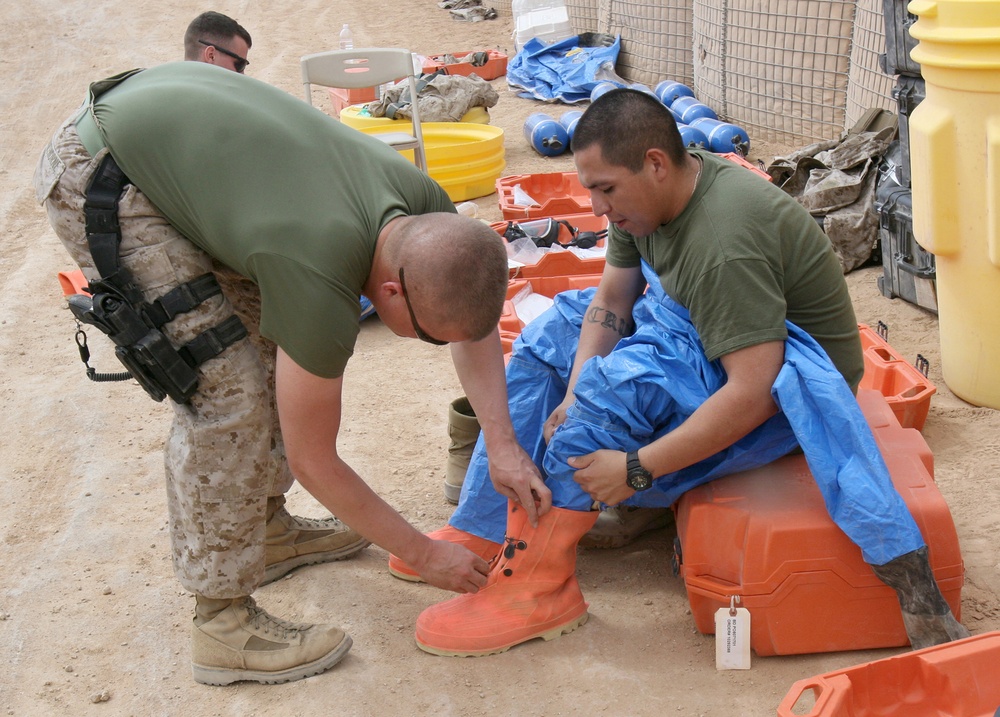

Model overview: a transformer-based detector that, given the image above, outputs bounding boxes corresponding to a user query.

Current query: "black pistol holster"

[68,153,247,403]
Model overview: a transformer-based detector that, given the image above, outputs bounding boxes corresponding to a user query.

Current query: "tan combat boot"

[191,595,351,685]
[264,495,370,585]
[579,505,674,548]
[443,396,481,504]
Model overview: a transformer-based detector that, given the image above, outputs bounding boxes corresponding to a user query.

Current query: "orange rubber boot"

[414,502,598,656]
[388,526,500,582]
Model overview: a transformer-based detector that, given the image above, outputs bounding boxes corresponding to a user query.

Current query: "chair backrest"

[300,48,426,171]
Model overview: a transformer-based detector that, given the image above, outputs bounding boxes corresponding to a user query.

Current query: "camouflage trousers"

[36,116,293,598]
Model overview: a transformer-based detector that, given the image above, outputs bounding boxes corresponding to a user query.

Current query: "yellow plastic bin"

[908,0,1000,409]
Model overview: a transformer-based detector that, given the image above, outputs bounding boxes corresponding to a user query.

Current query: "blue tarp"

[451,262,925,565]
[506,34,623,104]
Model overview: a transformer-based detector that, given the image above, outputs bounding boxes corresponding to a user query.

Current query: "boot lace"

[242,598,308,639]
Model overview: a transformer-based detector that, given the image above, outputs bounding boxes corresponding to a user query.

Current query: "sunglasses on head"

[198,39,249,73]
[503,218,607,250]
[398,267,448,346]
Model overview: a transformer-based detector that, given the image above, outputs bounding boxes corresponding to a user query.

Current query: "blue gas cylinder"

[629,82,659,99]
[524,113,569,156]
[655,80,695,107]
[677,123,710,150]
[590,81,619,103]
[689,117,751,155]
[671,96,719,124]
[667,106,684,124]
[558,110,584,144]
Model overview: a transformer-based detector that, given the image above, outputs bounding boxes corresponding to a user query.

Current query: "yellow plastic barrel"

[908,0,1000,408]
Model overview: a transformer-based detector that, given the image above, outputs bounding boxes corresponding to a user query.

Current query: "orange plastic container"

[493,212,609,279]
[422,49,508,80]
[717,152,773,182]
[674,388,964,656]
[496,171,591,220]
[327,86,379,118]
[777,631,1000,717]
[498,155,772,219]
[857,323,936,431]
[499,273,603,334]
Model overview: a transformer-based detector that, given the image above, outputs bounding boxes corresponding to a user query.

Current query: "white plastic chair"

[301,48,427,171]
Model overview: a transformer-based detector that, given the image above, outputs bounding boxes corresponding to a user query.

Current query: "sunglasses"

[398,268,448,346]
[198,39,249,73]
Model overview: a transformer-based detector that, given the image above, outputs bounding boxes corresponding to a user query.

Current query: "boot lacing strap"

[243,599,308,639]
[496,536,527,577]
[285,514,344,530]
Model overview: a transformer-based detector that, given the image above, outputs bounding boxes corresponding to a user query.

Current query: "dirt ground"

[2,1,998,715]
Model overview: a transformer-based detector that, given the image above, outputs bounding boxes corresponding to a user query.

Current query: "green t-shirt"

[606,150,863,390]
[89,62,454,378]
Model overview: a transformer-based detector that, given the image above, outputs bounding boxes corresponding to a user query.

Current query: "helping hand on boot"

[486,442,552,527]
[409,537,491,593]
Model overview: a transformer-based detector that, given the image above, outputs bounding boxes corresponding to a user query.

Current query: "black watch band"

[625,450,653,491]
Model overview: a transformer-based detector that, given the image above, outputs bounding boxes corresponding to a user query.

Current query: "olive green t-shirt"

[89,62,454,378]
[606,150,863,390]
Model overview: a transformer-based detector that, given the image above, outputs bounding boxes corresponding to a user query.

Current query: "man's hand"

[568,449,634,506]
[487,445,551,527]
[412,539,491,593]
[542,396,574,443]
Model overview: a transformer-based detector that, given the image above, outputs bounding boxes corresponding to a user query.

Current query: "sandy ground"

[2,1,999,715]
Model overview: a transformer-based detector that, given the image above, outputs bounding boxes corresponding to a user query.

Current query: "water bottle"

[339,24,354,50]
[523,113,569,156]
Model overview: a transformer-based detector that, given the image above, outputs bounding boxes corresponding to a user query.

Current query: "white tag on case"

[715,595,751,670]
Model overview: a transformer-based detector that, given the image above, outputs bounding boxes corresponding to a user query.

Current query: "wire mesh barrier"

[694,0,856,145]
[564,0,603,35]
[847,0,896,128]
[500,0,897,146]
[607,0,694,87]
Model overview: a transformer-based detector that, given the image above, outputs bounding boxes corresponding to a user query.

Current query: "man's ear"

[374,278,403,301]
[645,147,672,178]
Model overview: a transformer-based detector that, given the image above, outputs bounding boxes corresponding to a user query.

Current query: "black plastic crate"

[874,174,938,313]
[893,75,925,189]
[881,0,922,77]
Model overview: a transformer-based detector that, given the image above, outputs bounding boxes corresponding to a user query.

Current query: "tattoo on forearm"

[586,305,632,337]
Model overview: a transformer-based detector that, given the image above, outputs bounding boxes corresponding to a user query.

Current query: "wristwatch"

[625,450,653,491]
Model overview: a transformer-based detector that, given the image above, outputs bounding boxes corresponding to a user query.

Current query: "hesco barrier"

[693,0,855,145]
[846,0,897,128]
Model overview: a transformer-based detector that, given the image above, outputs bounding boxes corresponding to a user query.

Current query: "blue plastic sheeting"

[451,262,925,566]
[507,35,622,104]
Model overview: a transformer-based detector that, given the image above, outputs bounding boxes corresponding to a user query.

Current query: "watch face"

[627,469,652,491]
